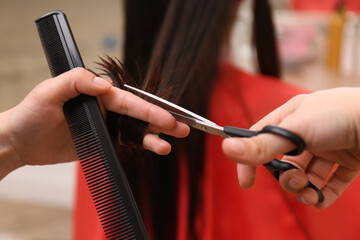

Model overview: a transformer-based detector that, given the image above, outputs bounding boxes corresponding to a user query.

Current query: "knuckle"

[306,171,326,191]
[250,136,269,162]
[71,67,92,80]
[147,104,165,127]
[147,104,157,120]
[119,91,132,114]
[290,93,306,103]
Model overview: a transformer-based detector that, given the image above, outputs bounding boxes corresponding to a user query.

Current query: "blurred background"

[0,0,360,239]
[0,0,122,239]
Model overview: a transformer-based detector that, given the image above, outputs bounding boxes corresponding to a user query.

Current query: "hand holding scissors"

[124,84,324,203]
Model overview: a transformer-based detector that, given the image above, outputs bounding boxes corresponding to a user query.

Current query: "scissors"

[124,84,324,203]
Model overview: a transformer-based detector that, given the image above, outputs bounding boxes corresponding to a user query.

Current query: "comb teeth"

[36,11,148,240]
[64,98,136,240]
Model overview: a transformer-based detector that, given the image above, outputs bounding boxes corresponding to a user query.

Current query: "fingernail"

[237,164,242,187]
[298,192,316,205]
[93,77,112,88]
[289,178,303,189]
[299,195,311,205]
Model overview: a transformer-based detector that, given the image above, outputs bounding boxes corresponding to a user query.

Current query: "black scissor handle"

[264,158,297,180]
[264,159,324,203]
[224,125,305,155]
[259,125,306,156]
[224,125,324,203]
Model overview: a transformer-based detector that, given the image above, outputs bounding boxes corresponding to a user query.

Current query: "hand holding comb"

[35,10,149,240]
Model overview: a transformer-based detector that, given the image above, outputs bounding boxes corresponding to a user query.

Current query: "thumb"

[222,133,295,165]
[30,68,112,105]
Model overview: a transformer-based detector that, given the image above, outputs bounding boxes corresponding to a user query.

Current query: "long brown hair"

[99,0,280,239]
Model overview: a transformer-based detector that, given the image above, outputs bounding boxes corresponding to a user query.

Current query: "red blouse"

[291,0,360,11]
[74,63,360,239]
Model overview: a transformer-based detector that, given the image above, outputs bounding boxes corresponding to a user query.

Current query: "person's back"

[74,62,360,239]
[193,62,360,239]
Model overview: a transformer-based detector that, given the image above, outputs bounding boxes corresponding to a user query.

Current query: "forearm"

[0,110,22,180]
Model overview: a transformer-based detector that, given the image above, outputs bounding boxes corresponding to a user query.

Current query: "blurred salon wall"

[262,0,360,90]
[0,0,122,209]
[233,0,360,91]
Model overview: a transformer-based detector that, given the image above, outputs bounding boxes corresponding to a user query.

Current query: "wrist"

[0,110,24,180]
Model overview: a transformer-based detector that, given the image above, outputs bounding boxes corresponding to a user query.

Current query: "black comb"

[35,10,149,240]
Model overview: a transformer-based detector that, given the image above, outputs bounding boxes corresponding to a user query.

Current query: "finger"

[295,157,336,206]
[315,166,360,209]
[296,187,318,206]
[279,169,308,193]
[147,122,190,138]
[279,151,314,192]
[222,95,307,166]
[30,68,112,105]
[282,150,314,170]
[222,134,295,166]
[143,133,171,155]
[237,163,256,189]
[306,157,335,187]
[101,87,177,130]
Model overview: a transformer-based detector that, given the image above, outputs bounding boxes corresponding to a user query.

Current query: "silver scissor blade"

[123,84,216,125]
[169,111,229,138]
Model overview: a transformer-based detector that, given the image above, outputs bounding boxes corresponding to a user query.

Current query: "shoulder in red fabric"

[196,63,360,240]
